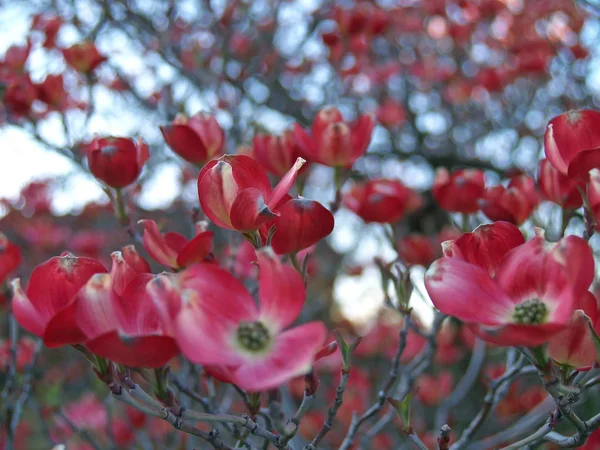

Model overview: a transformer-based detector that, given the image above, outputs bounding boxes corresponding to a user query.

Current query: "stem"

[304,370,351,449]
[114,188,129,226]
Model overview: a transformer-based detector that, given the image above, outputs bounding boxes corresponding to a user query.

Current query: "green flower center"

[513,299,548,325]
[237,321,271,352]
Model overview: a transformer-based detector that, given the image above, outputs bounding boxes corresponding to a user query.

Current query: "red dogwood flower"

[149,249,327,391]
[480,174,539,225]
[12,253,107,342]
[548,292,600,369]
[0,233,22,284]
[87,136,149,188]
[432,168,485,214]
[44,252,178,367]
[441,221,525,276]
[426,232,593,346]
[160,112,225,165]
[270,198,335,255]
[198,154,305,232]
[252,130,307,177]
[587,169,600,231]
[342,179,422,223]
[140,219,214,270]
[544,109,600,180]
[293,106,374,168]
[537,159,583,209]
[62,41,107,73]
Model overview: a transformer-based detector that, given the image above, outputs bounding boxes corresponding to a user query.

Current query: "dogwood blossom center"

[513,299,548,325]
[236,321,271,352]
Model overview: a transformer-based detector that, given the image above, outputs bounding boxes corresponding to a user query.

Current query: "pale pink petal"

[425,258,513,326]
[11,279,45,337]
[257,250,305,330]
[267,157,306,209]
[229,321,327,392]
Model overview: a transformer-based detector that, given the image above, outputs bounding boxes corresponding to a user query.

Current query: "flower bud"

[62,41,107,72]
[160,112,225,164]
[87,136,149,188]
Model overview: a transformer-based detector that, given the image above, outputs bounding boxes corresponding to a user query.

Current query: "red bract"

[11,253,107,342]
[588,169,600,230]
[152,249,327,391]
[375,100,406,128]
[548,292,600,369]
[87,136,149,188]
[293,106,374,168]
[197,154,305,231]
[160,112,225,165]
[442,221,525,276]
[3,42,31,71]
[397,234,437,267]
[140,219,214,270]
[252,130,306,177]
[0,233,21,284]
[425,233,594,346]
[36,74,69,110]
[121,245,152,273]
[537,159,583,209]
[62,42,107,73]
[45,252,178,367]
[544,109,600,180]
[480,175,539,225]
[271,198,334,255]
[4,75,37,116]
[342,179,422,223]
[432,168,485,214]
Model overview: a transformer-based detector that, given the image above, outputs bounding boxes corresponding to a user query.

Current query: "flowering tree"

[3,0,600,449]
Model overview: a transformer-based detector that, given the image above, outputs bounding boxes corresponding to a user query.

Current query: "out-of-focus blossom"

[62,42,107,72]
[160,112,225,165]
[537,159,583,209]
[294,106,374,168]
[0,233,21,284]
[433,168,485,214]
[87,136,149,188]
[343,179,422,223]
[140,220,214,270]
[480,174,539,225]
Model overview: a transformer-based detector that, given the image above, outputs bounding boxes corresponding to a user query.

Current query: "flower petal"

[268,157,306,209]
[173,264,259,366]
[445,221,525,276]
[548,303,598,369]
[85,331,179,368]
[496,236,591,314]
[257,249,306,330]
[11,279,46,337]
[271,199,334,255]
[470,322,568,347]
[139,220,180,268]
[229,321,327,392]
[425,258,513,325]
[544,110,600,175]
[567,147,600,181]
[176,231,214,268]
[230,188,278,232]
